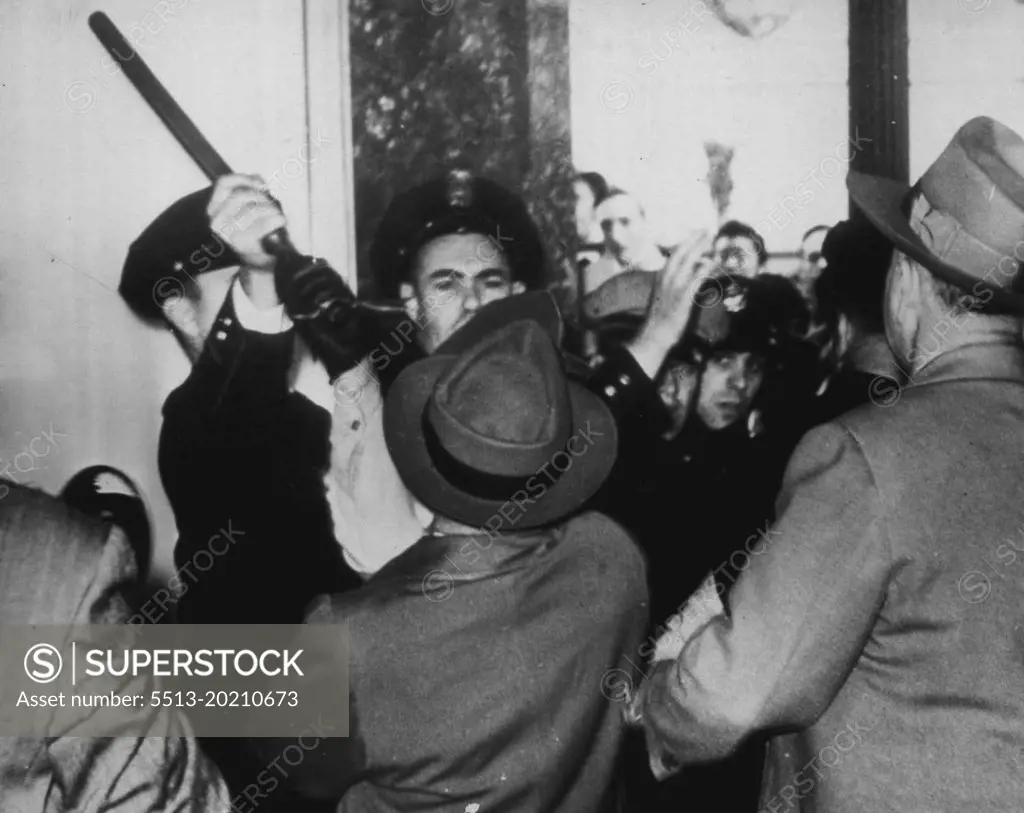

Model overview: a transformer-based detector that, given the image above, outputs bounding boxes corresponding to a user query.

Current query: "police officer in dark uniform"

[368,170,697,447]
[585,271,816,617]
[120,169,557,627]
[582,268,818,813]
[120,168,559,812]
[123,183,361,628]
[364,168,549,389]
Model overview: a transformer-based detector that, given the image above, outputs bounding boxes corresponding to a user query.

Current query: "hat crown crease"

[428,321,571,477]
[849,115,1024,310]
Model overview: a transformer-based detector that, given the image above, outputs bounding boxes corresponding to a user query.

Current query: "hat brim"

[580,270,656,326]
[384,354,618,530]
[847,171,1024,313]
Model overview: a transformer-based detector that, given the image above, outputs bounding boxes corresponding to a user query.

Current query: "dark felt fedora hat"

[848,116,1024,313]
[383,319,618,530]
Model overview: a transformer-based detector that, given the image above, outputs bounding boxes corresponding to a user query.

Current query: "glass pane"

[569,0,849,266]
[910,0,1024,179]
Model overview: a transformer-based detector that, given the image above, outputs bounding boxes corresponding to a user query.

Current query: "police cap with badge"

[370,169,549,298]
[120,170,549,323]
[580,268,812,371]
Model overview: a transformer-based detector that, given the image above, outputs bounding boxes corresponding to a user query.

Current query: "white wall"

[909,0,1024,179]
[0,0,326,579]
[569,0,849,251]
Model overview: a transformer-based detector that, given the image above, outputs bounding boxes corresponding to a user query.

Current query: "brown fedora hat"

[383,320,618,530]
[848,116,1024,313]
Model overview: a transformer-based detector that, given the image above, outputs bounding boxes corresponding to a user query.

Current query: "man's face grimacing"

[694,351,765,430]
[402,232,524,354]
[714,235,762,278]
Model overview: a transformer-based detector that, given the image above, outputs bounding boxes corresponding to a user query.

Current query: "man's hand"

[207,174,286,271]
[622,660,685,780]
[626,230,714,380]
[208,174,288,311]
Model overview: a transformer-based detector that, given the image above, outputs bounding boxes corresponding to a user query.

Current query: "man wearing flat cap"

[629,116,1024,811]
[246,298,648,811]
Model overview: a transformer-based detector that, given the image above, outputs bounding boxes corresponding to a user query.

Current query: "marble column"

[348,0,574,303]
[848,0,909,187]
[522,0,578,315]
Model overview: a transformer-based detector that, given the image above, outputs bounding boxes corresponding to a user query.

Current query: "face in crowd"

[401,232,524,354]
[796,226,830,299]
[713,233,762,279]
[597,194,649,267]
[799,228,828,277]
[692,350,765,430]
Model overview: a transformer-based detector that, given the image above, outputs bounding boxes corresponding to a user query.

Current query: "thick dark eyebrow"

[425,268,507,282]
[426,269,458,281]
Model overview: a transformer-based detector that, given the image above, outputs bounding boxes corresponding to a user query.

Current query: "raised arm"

[624,231,713,380]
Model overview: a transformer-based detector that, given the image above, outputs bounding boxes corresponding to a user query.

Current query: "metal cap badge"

[446,169,474,208]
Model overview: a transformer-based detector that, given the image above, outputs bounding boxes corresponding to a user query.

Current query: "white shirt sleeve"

[230,276,293,334]
[652,571,726,663]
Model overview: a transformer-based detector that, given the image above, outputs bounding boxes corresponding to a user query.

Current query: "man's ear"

[400,282,418,322]
[512,281,526,295]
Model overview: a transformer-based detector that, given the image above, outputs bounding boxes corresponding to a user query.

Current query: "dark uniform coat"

[160,293,362,626]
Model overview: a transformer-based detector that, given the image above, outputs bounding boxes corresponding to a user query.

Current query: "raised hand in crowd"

[626,229,715,379]
[207,173,288,309]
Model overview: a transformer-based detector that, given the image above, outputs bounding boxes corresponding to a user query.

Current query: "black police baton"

[87,11,303,259]
[89,11,404,369]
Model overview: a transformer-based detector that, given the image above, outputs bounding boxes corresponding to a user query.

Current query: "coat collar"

[370,525,563,592]
[905,341,1024,389]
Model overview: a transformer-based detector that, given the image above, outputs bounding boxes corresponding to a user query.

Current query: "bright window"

[909,0,1024,179]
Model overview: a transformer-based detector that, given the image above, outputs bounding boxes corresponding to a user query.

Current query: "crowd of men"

[2,114,1023,812]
